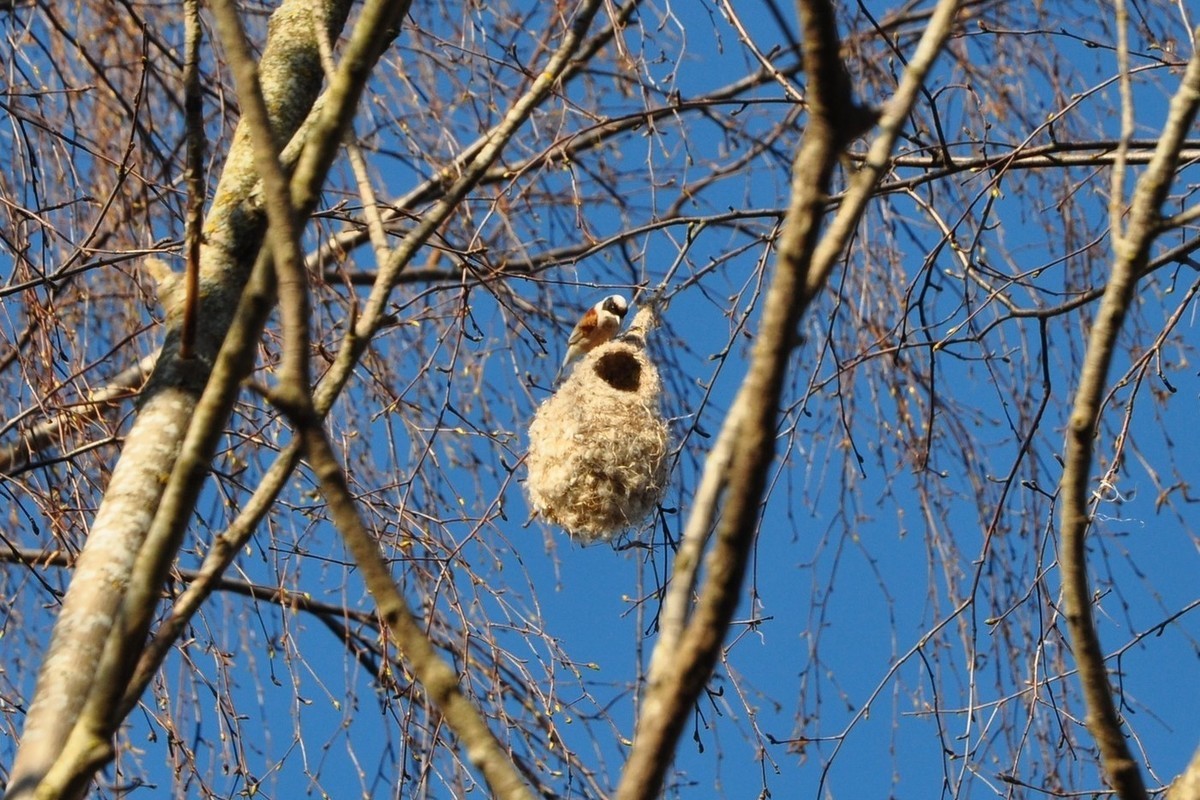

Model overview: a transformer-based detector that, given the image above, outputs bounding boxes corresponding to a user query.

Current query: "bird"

[557,294,629,381]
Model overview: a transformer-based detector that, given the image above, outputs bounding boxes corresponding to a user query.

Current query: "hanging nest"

[526,307,669,544]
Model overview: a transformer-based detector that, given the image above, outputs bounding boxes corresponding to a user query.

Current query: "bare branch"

[297,423,534,800]
[1059,26,1200,800]
[179,0,205,360]
[209,0,311,400]
[0,354,155,476]
[617,1,962,796]
[6,1,395,795]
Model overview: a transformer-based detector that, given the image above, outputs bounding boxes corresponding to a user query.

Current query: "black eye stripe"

[603,297,627,315]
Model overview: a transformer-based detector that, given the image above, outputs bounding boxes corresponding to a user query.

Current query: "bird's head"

[600,294,629,319]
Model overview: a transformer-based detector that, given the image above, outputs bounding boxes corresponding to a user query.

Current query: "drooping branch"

[310,0,609,417]
[301,0,644,273]
[295,423,534,800]
[0,354,156,476]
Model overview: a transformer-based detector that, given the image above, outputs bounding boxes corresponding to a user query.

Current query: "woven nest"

[526,308,669,544]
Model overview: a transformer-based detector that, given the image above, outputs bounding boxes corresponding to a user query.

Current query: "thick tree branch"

[6,2,399,797]
[210,3,528,790]
[616,1,962,797]
[14,2,595,795]
[33,250,279,800]
[3,0,334,781]
[50,2,612,772]
[1058,27,1200,800]
[209,0,312,402]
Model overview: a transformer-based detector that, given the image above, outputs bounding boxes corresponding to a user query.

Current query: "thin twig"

[1109,0,1133,243]
[295,423,534,800]
[180,0,205,360]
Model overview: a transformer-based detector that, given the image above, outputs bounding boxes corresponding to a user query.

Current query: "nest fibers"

[527,307,669,544]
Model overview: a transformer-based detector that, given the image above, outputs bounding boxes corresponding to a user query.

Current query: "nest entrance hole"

[593,351,641,391]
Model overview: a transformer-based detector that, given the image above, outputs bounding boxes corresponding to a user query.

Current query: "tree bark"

[3,2,355,797]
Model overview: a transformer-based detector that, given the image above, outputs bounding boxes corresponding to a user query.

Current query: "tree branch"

[616,1,962,797]
[179,0,205,360]
[209,0,312,402]
[1058,26,1200,800]
[0,354,156,476]
[7,1,397,797]
[296,423,534,800]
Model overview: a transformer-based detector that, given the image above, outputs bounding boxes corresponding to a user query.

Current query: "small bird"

[557,294,629,380]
